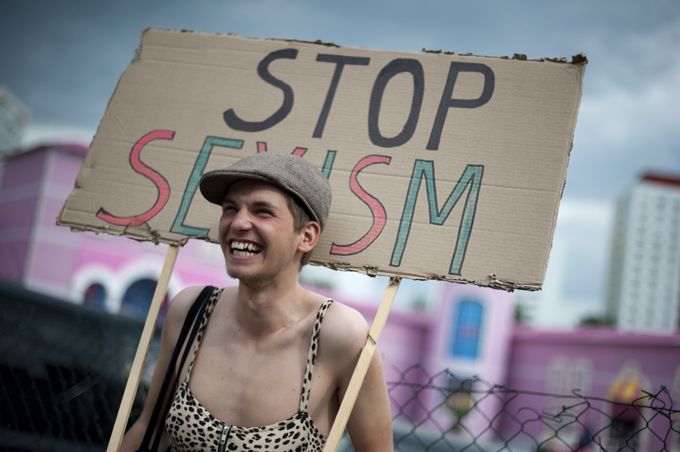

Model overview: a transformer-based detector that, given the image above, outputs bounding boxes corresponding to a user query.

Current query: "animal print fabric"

[165,287,333,451]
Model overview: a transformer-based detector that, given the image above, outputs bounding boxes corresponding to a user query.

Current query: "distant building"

[421,283,515,437]
[358,281,516,439]
[0,142,231,317]
[605,172,680,333]
[501,327,680,451]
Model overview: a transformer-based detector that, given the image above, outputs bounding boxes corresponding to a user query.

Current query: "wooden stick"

[323,276,401,451]
[107,244,180,452]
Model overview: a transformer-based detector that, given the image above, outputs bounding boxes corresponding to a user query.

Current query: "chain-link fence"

[380,365,680,451]
[2,282,679,451]
[0,281,153,452]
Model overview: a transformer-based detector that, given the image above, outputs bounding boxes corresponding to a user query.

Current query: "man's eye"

[222,204,236,212]
[257,209,273,217]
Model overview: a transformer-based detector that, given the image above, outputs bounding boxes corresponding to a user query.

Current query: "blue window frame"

[449,298,484,359]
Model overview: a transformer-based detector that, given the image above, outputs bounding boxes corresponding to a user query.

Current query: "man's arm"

[343,346,393,451]
[324,303,394,452]
[119,286,204,452]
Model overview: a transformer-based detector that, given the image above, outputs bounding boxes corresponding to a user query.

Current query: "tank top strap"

[182,287,223,384]
[299,299,334,412]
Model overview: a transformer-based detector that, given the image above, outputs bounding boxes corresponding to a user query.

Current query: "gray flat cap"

[199,153,332,230]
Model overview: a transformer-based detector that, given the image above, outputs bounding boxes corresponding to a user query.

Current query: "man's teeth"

[230,240,263,256]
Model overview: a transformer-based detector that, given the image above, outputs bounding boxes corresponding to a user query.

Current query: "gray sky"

[2,0,679,324]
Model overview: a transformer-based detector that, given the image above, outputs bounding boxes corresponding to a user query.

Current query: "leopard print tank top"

[165,287,333,451]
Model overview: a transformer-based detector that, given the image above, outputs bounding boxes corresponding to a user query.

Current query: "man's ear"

[298,221,321,254]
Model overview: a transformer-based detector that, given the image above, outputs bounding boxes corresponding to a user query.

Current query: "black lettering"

[426,62,495,150]
[223,48,298,132]
[314,54,370,138]
[368,58,424,148]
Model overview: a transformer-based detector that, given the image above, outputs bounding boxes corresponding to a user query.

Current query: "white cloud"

[21,123,94,148]
[557,199,614,227]
[577,22,680,155]
[579,72,680,153]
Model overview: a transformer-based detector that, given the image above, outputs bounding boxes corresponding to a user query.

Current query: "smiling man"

[121,152,393,451]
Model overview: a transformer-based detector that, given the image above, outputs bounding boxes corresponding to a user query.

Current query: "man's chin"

[226,266,261,286]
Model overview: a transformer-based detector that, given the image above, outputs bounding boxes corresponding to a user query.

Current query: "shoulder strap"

[138,285,216,452]
[182,287,222,383]
[299,299,333,412]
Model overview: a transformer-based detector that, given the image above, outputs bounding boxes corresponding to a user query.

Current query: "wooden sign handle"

[107,244,180,452]
[323,276,401,451]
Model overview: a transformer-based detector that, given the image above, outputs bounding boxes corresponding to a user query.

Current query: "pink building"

[0,143,232,318]
[501,327,680,450]
[421,282,515,437]
[350,281,515,437]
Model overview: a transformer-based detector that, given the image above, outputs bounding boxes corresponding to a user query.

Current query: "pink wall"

[0,240,31,280]
[0,148,50,282]
[500,327,680,450]
[349,298,433,421]
[22,145,90,297]
[1,148,49,190]
[417,282,515,438]
[0,143,234,303]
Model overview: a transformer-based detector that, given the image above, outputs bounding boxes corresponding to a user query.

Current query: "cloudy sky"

[2,0,679,326]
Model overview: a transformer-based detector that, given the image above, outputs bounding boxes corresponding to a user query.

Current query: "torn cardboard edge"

[422,49,588,66]
[139,27,587,67]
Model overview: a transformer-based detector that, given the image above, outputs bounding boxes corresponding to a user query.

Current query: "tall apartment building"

[606,172,680,333]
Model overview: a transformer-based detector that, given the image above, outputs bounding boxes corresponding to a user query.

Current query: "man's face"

[218,179,306,287]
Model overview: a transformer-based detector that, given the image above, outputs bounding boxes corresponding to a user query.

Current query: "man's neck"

[232,278,308,339]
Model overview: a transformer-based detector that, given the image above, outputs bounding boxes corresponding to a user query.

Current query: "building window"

[83,283,107,310]
[545,357,569,394]
[120,278,169,321]
[449,298,484,360]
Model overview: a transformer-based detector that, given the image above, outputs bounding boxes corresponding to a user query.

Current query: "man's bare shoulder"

[319,300,369,361]
[163,286,212,337]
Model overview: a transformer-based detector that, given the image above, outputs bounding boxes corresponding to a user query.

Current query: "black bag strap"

[137,285,215,452]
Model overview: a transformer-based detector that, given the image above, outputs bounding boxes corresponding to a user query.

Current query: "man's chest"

[185,333,324,426]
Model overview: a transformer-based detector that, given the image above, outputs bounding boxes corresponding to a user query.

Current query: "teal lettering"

[321,150,336,178]
[171,136,244,236]
[390,161,484,275]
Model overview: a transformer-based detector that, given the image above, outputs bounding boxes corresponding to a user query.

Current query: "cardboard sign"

[58,29,586,290]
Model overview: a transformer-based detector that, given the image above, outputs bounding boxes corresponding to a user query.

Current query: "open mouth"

[229,240,263,257]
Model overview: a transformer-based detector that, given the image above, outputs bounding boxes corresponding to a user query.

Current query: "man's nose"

[230,208,253,230]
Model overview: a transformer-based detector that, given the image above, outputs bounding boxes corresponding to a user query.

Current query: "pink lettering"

[330,154,391,255]
[96,129,174,226]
